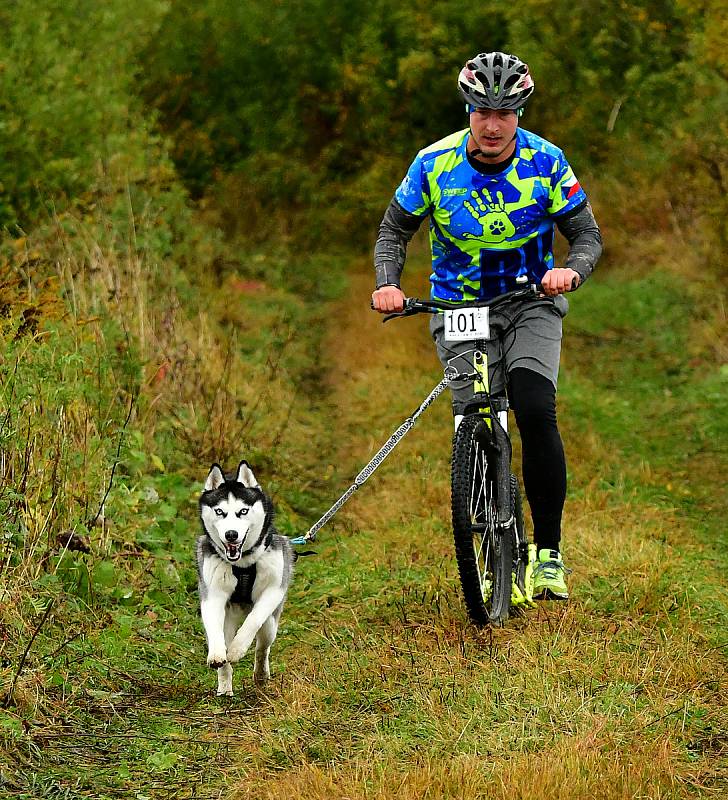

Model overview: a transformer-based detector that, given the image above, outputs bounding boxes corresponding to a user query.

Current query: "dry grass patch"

[231,735,714,800]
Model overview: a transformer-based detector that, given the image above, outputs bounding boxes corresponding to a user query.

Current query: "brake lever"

[382,307,416,323]
[372,296,418,323]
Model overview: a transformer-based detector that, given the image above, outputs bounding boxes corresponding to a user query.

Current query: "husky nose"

[224,530,239,543]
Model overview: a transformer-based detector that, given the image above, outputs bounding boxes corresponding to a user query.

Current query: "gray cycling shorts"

[429,295,568,415]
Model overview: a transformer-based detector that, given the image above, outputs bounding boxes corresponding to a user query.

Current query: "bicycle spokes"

[469,439,498,601]
[452,415,516,626]
[469,440,488,523]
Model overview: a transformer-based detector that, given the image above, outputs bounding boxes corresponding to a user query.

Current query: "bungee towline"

[289,371,455,546]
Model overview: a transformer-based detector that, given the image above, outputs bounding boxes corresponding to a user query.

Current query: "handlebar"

[378,283,544,322]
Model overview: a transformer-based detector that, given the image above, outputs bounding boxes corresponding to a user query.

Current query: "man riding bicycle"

[371,51,602,600]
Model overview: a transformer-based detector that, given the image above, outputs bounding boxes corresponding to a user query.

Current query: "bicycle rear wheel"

[451,414,512,626]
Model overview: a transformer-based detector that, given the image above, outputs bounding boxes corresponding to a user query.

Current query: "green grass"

[1,251,726,799]
[561,273,728,643]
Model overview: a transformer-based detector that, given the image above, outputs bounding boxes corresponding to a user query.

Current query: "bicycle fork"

[472,348,512,530]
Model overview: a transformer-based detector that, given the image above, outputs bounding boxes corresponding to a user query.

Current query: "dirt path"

[319,260,452,540]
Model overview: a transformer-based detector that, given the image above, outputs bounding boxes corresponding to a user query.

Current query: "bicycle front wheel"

[451,415,512,626]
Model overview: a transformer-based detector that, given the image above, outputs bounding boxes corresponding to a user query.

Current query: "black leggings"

[507,367,566,552]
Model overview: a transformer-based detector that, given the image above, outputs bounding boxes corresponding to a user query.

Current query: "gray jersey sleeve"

[373,197,425,288]
[555,201,603,284]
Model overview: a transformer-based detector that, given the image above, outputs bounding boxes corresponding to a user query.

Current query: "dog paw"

[207,652,228,669]
[216,689,234,697]
[226,641,249,663]
[253,670,270,686]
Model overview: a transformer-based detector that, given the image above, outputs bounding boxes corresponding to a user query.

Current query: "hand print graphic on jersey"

[462,188,516,243]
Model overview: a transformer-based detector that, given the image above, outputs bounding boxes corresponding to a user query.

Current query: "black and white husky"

[196,460,295,695]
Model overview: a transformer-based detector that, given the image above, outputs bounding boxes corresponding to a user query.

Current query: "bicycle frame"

[463,344,514,530]
[384,284,543,532]
[379,285,549,617]
[450,333,534,613]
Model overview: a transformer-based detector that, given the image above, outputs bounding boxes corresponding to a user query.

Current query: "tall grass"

[1,2,726,794]
[0,197,344,727]
[2,198,726,799]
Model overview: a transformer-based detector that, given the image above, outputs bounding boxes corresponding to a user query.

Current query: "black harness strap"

[230,563,257,605]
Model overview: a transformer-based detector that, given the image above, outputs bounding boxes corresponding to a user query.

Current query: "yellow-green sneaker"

[532,548,571,600]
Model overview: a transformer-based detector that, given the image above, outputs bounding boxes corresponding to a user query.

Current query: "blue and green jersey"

[394,127,587,301]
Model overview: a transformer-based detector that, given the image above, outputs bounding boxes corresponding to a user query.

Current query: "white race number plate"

[444,307,490,342]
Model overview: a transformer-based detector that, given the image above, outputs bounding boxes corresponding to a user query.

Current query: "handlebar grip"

[531,276,579,294]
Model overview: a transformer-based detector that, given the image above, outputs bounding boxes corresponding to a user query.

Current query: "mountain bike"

[386,284,541,625]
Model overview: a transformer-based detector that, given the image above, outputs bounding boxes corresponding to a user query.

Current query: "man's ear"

[204,464,225,492]
[236,460,260,489]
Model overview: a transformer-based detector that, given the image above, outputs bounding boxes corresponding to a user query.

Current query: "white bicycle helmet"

[457,51,534,110]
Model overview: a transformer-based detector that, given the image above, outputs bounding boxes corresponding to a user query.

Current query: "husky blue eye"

[236,508,249,517]
[214,508,225,517]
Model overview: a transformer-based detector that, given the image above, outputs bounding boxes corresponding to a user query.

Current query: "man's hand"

[540,268,580,296]
[371,285,406,313]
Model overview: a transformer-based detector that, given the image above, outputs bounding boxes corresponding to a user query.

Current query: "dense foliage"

[0,1,171,230]
[138,0,727,244]
[1,0,725,247]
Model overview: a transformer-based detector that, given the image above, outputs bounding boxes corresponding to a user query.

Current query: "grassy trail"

[243,258,728,800]
[2,253,726,800]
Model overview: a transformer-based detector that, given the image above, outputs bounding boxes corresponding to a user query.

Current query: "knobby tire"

[451,414,512,626]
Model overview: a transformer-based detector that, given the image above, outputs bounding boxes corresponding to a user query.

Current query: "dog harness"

[231,564,256,605]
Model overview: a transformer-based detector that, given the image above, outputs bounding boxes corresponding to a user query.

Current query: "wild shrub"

[0,0,168,230]
[133,0,727,256]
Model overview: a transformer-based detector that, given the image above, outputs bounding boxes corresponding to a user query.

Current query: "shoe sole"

[533,588,569,601]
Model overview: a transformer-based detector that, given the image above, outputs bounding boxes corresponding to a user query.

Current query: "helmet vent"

[457,51,534,110]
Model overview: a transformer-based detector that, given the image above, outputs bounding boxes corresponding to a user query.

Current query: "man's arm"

[541,201,602,296]
[556,201,603,284]
[372,197,424,312]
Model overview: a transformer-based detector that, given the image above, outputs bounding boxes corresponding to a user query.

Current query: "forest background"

[1,1,727,798]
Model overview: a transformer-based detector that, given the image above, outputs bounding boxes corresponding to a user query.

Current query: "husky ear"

[204,464,225,492]
[236,460,260,489]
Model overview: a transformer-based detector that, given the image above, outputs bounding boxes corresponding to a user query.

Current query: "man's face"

[468,108,519,162]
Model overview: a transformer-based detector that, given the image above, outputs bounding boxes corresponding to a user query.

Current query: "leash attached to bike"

[289,370,456,546]
[290,282,557,549]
